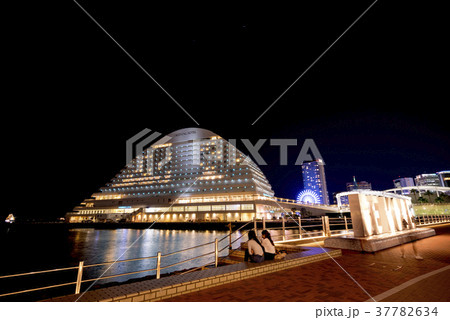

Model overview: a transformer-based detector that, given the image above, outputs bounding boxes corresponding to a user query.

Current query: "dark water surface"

[0,225,243,301]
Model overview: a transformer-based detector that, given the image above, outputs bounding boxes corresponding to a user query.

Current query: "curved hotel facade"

[67,128,289,223]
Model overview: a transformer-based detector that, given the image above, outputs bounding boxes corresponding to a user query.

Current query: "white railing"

[0,215,356,300]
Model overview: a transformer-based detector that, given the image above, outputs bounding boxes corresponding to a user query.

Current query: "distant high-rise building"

[415,173,440,187]
[393,177,415,188]
[346,177,372,191]
[300,159,329,205]
[437,171,450,187]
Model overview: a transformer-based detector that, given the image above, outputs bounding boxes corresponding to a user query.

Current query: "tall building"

[66,128,291,223]
[299,159,329,205]
[346,177,372,191]
[415,173,440,187]
[437,171,450,187]
[393,177,415,188]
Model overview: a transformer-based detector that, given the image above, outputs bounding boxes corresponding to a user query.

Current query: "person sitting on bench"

[261,230,277,260]
[244,230,265,263]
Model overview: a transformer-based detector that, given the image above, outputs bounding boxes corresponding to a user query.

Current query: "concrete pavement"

[163,224,450,302]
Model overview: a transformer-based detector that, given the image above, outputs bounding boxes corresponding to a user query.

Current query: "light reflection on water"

[69,228,243,285]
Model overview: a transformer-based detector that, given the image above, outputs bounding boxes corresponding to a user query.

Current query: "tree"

[409,189,420,202]
[435,196,445,204]
[417,196,428,203]
[423,190,433,202]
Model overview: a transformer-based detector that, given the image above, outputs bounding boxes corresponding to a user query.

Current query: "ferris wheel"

[296,189,321,204]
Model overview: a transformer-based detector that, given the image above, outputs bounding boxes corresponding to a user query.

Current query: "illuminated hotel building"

[346,180,372,191]
[67,128,291,223]
[393,177,414,188]
[415,173,440,187]
[437,171,450,188]
[300,159,329,205]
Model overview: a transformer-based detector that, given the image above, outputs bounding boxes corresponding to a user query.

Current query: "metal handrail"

[162,240,216,258]
[218,220,253,242]
[10,212,441,301]
[0,281,78,298]
[81,267,158,283]
[0,221,249,299]
[82,255,159,269]
[218,229,251,253]
[0,266,79,280]
[162,251,215,269]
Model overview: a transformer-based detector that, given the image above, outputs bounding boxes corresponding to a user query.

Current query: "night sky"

[3,1,448,219]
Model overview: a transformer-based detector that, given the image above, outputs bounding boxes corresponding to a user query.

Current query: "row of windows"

[115,166,249,180]
[76,209,135,214]
[144,203,254,213]
[105,178,253,192]
[114,185,257,197]
[104,168,260,191]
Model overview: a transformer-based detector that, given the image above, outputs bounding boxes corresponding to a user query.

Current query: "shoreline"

[1,220,309,232]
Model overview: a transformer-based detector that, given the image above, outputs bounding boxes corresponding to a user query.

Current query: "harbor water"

[0,225,244,301]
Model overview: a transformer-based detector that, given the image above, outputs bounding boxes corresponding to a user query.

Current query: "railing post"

[282,216,286,241]
[325,216,331,237]
[262,216,266,231]
[344,216,348,232]
[75,261,84,294]
[321,216,326,236]
[156,251,161,279]
[228,223,232,250]
[215,238,219,268]
[298,216,302,239]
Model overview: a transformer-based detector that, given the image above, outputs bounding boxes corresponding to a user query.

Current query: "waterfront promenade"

[163,224,450,302]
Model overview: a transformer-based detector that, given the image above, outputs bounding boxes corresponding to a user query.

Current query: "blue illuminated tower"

[300,159,329,205]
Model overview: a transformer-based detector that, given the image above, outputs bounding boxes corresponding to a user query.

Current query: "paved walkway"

[163,224,450,302]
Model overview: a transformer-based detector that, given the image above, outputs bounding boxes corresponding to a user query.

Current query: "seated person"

[261,230,277,260]
[244,230,265,263]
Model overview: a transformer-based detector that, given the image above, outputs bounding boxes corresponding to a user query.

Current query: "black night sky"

[3,1,449,219]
